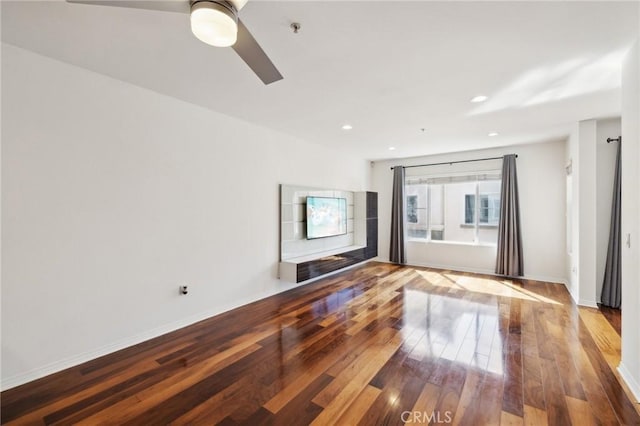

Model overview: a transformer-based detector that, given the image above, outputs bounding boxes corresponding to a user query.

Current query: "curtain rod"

[390,154,517,170]
[607,136,621,143]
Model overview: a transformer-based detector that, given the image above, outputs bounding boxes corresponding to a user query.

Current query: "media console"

[279,191,377,283]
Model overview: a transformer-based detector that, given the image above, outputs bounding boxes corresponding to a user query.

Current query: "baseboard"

[564,282,579,304]
[523,275,568,286]
[618,362,640,403]
[578,298,599,308]
[563,281,598,308]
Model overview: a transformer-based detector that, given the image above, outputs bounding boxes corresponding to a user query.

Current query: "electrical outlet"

[179,285,188,295]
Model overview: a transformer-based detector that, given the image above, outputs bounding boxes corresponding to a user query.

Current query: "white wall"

[620,39,640,402]
[1,44,368,389]
[578,119,598,306]
[566,127,579,299]
[371,140,567,283]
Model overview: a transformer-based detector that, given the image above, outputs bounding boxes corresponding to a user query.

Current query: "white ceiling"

[2,1,639,160]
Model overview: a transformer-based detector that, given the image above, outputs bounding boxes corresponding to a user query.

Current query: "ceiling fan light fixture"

[190,1,238,47]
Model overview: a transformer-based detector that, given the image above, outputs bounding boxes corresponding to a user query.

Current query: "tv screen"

[306,196,347,239]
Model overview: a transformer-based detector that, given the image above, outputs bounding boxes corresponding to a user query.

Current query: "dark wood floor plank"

[43,356,195,425]
[354,325,433,424]
[76,343,263,425]
[263,321,395,414]
[451,369,484,424]
[432,363,466,422]
[337,385,381,425]
[539,357,573,426]
[502,297,524,417]
[522,354,546,410]
[457,372,504,425]
[545,310,588,402]
[268,374,332,425]
[168,375,252,425]
[309,329,404,425]
[2,262,639,426]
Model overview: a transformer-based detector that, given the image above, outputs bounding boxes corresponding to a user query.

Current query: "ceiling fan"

[66,0,283,85]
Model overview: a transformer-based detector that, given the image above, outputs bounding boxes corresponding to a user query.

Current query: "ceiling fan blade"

[66,0,189,14]
[232,19,283,85]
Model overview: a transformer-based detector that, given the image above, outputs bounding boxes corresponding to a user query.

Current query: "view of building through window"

[465,193,500,225]
[405,177,501,244]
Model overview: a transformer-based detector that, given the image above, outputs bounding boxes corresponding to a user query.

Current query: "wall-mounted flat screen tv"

[306,196,347,239]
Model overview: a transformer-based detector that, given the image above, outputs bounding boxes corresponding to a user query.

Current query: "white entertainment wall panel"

[280,184,361,261]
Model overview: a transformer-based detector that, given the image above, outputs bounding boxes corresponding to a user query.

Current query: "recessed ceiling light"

[342,124,353,130]
[488,132,499,137]
[471,95,488,103]
[388,147,396,151]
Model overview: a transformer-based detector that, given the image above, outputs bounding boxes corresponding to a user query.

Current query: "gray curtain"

[390,166,406,264]
[601,142,621,308]
[495,154,523,277]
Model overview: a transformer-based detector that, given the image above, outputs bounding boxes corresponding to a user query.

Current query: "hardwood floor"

[2,262,639,425]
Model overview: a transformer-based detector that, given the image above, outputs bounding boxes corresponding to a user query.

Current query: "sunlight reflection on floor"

[413,270,562,305]
[400,287,504,375]
[397,269,564,376]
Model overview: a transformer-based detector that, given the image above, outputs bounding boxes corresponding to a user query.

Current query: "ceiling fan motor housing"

[190,0,238,19]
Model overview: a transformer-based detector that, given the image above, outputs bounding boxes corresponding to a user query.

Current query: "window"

[405,186,427,238]
[466,193,500,225]
[430,230,444,241]
[407,195,418,223]
[480,193,500,225]
[405,174,501,244]
[465,194,475,224]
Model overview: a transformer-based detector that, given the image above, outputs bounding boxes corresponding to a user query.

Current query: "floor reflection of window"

[401,287,503,375]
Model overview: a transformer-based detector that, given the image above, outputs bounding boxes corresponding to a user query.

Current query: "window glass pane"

[490,197,500,223]
[407,195,418,223]
[465,194,475,224]
[406,184,427,239]
[477,180,501,244]
[443,182,476,243]
[430,230,444,240]
[479,194,489,223]
[430,185,444,229]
